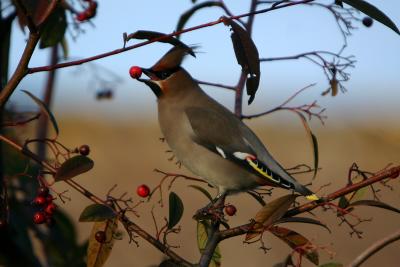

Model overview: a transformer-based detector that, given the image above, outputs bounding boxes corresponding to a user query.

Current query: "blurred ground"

[44,116,400,267]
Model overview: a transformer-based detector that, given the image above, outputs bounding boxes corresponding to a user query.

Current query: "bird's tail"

[294,183,319,201]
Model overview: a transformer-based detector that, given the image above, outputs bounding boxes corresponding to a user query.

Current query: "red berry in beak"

[129,66,142,79]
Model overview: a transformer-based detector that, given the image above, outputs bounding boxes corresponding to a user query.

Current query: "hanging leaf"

[342,0,399,34]
[86,218,118,267]
[226,19,260,104]
[188,185,213,201]
[124,30,195,56]
[168,192,184,229]
[39,6,67,48]
[275,217,331,233]
[79,204,116,222]
[22,90,59,136]
[270,226,319,265]
[247,191,266,206]
[349,200,400,214]
[197,221,222,267]
[292,111,319,179]
[176,2,223,33]
[330,78,338,97]
[246,194,297,241]
[54,155,94,182]
[319,263,343,267]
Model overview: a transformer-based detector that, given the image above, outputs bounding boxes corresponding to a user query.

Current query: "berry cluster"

[32,186,57,225]
[76,0,98,22]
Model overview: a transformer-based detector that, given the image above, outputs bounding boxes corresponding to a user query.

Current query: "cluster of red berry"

[76,0,98,22]
[32,187,57,225]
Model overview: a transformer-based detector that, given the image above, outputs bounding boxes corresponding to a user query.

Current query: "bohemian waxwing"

[137,46,318,201]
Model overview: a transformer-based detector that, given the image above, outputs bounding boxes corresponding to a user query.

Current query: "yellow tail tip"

[306,194,319,201]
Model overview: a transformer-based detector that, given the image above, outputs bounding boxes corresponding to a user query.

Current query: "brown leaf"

[245,194,297,241]
[270,226,319,265]
[226,19,260,104]
[13,0,52,29]
[87,218,118,267]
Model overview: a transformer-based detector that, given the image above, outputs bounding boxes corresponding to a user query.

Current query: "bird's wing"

[184,106,294,189]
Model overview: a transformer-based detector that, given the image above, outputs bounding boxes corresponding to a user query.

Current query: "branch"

[0,134,194,266]
[27,0,315,74]
[219,165,400,240]
[348,229,400,267]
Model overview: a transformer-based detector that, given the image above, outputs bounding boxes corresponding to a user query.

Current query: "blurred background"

[3,0,400,266]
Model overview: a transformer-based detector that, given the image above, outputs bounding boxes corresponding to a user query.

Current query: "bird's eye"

[157,71,171,80]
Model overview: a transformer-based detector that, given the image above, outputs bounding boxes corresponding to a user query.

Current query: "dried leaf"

[330,78,338,97]
[22,90,59,136]
[176,1,223,33]
[188,185,213,201]
[79,204,116,222]
[197,221,221,267]
[349,200,400,214]
[342,0,399,34]
[246,194,297,241]
[54,155,94,181]
[227,19,260,104]
[168,192,184,229]
[87,218,118,267]
[14,0,51,29]
[270,226,319,265]
[275,217,331,233]
[125,30,195,56]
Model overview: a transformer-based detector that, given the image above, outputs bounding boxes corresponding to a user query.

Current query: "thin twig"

[348,229,400,267]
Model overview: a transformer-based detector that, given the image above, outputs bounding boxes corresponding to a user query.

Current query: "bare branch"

[348,229,400,267]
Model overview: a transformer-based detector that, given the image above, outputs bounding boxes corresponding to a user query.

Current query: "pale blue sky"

[7,0,400,124]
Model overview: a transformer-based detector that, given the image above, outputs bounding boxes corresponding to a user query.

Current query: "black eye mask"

[152,66,181,80]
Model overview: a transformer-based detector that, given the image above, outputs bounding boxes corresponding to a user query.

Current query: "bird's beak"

[137,68,163,97]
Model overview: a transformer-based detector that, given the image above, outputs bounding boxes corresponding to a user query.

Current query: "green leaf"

[319,263,343,267]
[342,0,399,34]
[197,221,221,267]
[270,226,319,265]
[39,6,67,48]
[246,194,297,241]
[168,192,184,229]
[79,204,116,222]
[293,111,319,179]
[22,90,59,136]
[87,218,118,267]
[349,200,400,214]
[276,217,331,233]
[176,1,223,33]
[226,19,260,105]
[124,30,195,56]
[54,155,94,181]
[188,185,213,201]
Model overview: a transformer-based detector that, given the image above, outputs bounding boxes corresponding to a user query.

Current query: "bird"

[135,46,318,203]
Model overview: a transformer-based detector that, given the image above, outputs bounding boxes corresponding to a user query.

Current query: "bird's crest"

[151,46,196,72]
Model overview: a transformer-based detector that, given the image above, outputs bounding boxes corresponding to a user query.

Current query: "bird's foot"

[193,193,227,224]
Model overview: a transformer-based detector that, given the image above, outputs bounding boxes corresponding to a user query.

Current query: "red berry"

[45,203,57,215]
[362,17,373,28]
[95,231,106,243]
[79,145,90,156]
[136,184,150,198]
[129,66,142,79]
[33,212,46,224]
[224,205,237,216]
[76,12,87,22]
[46,194,53,204]
[37,186,49,196]
[33,196,47,206]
